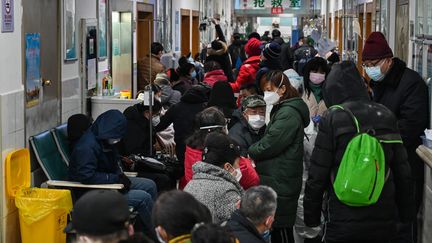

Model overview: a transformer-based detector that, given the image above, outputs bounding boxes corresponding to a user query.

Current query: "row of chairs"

[29,124,125,191]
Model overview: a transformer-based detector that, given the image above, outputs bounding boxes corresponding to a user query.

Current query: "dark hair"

[177,56,195,77]
[232,32,241,40]
[152,190,212,237]
[248,32,261,40]
[67,114,93,151]
[168,68,180,82]
[202,132,241,167]
[136,98,163,114]
[186,107,226,150]
[191,224,237,243]
[240,82,258,93]
[151,42,164,55]
[204,61,221,73]
[240,186,277,225]
[303,57,330,97]
[264,70,300,101]
[271,29,281,38]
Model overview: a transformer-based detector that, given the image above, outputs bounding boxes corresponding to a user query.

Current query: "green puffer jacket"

[248,97,310,228]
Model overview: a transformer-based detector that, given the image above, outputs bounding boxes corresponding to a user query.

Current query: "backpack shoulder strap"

[329,105,361,133]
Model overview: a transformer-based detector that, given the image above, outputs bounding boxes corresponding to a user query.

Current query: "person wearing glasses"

[362,32,428,243]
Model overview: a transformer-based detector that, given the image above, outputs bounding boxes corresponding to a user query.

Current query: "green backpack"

[331,105,403,207]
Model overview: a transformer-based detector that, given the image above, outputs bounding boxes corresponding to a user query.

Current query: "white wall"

[0,0,24,242]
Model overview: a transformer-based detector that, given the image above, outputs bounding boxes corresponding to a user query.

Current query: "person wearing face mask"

[227,186,277,243]
[229,95,266,156]
[362,32,428,243]
[184,132,244,224]
[249,71,310,243]
[68,110,158,237]
[171,57,196,95]
[182,107,259,190]
[302,57,330,121]
[152,190,212,243]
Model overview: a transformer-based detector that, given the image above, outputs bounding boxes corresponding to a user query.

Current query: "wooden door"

[328,16,332,39]
[181,9,191,56]
[137,4,154,60]
[338,15,343,52]
[192,11,200,57]
[335,16,339,48]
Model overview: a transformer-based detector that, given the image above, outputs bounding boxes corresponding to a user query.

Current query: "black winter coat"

[155,87,208,164]
[227,210,266,243]
[120,104,153,156]
[206,24,234,82]
[228,111,265,156]
[228,40,247,69]
[371,58,429,183]
[304,62,415,242]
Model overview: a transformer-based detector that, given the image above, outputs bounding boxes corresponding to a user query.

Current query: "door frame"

[22,0,61,140]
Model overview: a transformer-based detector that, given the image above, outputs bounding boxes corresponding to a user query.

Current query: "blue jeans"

[125,177,157,232]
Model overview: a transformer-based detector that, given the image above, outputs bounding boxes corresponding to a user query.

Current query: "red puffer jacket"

[203,69,228,87]
[230,55,261,93]
[180,145,260,190]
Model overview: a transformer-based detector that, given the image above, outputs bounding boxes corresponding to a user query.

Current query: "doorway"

[137,3,154,61]
[192,11,200,58]
[181,9,191,56]
[22,0,60,139]
[395,0,409,63]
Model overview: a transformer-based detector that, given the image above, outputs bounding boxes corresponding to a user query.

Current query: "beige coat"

[302,92,327,117]
[137,54,165,91]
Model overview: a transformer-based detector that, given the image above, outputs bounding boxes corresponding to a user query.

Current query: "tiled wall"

[1,88,25,243]
[61,77,82,123]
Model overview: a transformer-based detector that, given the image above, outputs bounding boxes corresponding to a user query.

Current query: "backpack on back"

[331,105,403,207]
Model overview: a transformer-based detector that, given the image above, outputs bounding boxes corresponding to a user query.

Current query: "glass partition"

[111,11,132,93]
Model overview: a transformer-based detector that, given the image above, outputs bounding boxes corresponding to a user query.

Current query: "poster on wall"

[86,26,97,90]
[25,33,41,107]
[64,0,77,61]
[2,0,14,32]
[98,0,107,59]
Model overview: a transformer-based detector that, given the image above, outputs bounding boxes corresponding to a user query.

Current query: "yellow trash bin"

[6,149,73,243]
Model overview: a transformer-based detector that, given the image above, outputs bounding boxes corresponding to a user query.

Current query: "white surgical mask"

[263,91,280,105]
[152,116,161,126]
[309,72,326,85]
[248,115,265,130]
[365,65,385,81]
[232,168,242,182]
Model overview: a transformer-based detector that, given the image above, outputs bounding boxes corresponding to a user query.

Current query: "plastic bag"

[15,188,72,225]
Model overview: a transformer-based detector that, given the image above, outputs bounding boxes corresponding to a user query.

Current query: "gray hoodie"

[184,161,244,223]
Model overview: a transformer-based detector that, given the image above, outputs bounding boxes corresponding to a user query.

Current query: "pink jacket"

[203,69,228,87]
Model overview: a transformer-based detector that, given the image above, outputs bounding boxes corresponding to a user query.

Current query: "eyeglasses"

[362,59,384,68]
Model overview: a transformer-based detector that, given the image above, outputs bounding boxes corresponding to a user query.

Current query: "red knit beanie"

[245,38,262,57]
[362,32,393,61]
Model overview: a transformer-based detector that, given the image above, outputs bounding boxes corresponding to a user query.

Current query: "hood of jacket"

[322,61,370,107]
[123,104,149,127]
[160,84,178,104]
[244,55,261,65]
[181,85,209,104]
[259,59,282,70]
[91,109,127,140]
[204,69,227,79]
[273,97,310,128]
[207,41,228,56]
[192,161,242,190]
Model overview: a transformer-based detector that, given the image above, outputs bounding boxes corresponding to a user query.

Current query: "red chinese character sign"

[271,6,283,14]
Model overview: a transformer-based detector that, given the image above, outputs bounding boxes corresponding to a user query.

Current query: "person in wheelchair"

[68,110,157,237]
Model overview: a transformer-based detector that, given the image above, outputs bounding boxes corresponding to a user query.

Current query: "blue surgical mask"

[365,65,385,81]
[190,70,197,79]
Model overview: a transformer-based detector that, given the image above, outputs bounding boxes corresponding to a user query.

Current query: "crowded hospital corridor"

[1,0,432,242]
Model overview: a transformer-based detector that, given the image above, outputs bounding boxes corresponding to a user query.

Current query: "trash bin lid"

[6,149,31,198]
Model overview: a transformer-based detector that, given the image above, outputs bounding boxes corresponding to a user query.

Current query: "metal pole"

[148,18,153,156]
